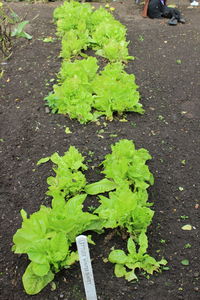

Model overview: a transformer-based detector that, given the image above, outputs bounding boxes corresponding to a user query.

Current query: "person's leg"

[162,7,178,25]
[173,8,181,21]
[164,7,185,25]
[173,8,186,23]
[162,6,173,18]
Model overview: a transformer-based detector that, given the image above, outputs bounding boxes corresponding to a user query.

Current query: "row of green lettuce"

[45,0,144,123]
[54,0,133,61]
[12,140,167,295]
[12,1,167,296]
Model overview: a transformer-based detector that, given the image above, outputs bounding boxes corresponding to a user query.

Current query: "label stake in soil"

[76,235,97,300]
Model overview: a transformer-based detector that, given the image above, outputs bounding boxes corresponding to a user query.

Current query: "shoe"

[168,17,178,25]
[179,18,186,24]
[190,1,199,6]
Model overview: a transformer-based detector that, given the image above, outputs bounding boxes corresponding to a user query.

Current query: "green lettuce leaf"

[92,63,143,120]
[108,250,128,264]
[95,186,138,230]
[108,233,167,281]
[22,262,54,295]
[85,178,117,195]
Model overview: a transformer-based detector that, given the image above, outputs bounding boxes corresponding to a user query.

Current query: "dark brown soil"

[0,1,199,299]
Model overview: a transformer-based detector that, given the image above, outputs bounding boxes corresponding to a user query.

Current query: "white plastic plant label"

[76,235,97,300]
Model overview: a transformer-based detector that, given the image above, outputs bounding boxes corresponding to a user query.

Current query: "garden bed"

[0,1,199,299]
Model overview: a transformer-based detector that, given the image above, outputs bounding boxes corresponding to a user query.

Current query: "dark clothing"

[162,6,181,21]
[147,0,165,18]
[147,0,181,21]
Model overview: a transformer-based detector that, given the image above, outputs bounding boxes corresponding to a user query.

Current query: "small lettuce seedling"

[37,146,88,206]
[109,232,167,281]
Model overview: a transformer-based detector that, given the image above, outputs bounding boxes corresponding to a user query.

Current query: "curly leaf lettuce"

[37,146,88,203]
[92,63,143,119]
[96,39,134,62]
[53,1,133,62]
[109,232,167,281]
[54,1,92,36]
[102,139,153,188]
[12,140,167,294]
[94,186,154,233]
[45,60,143,123]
